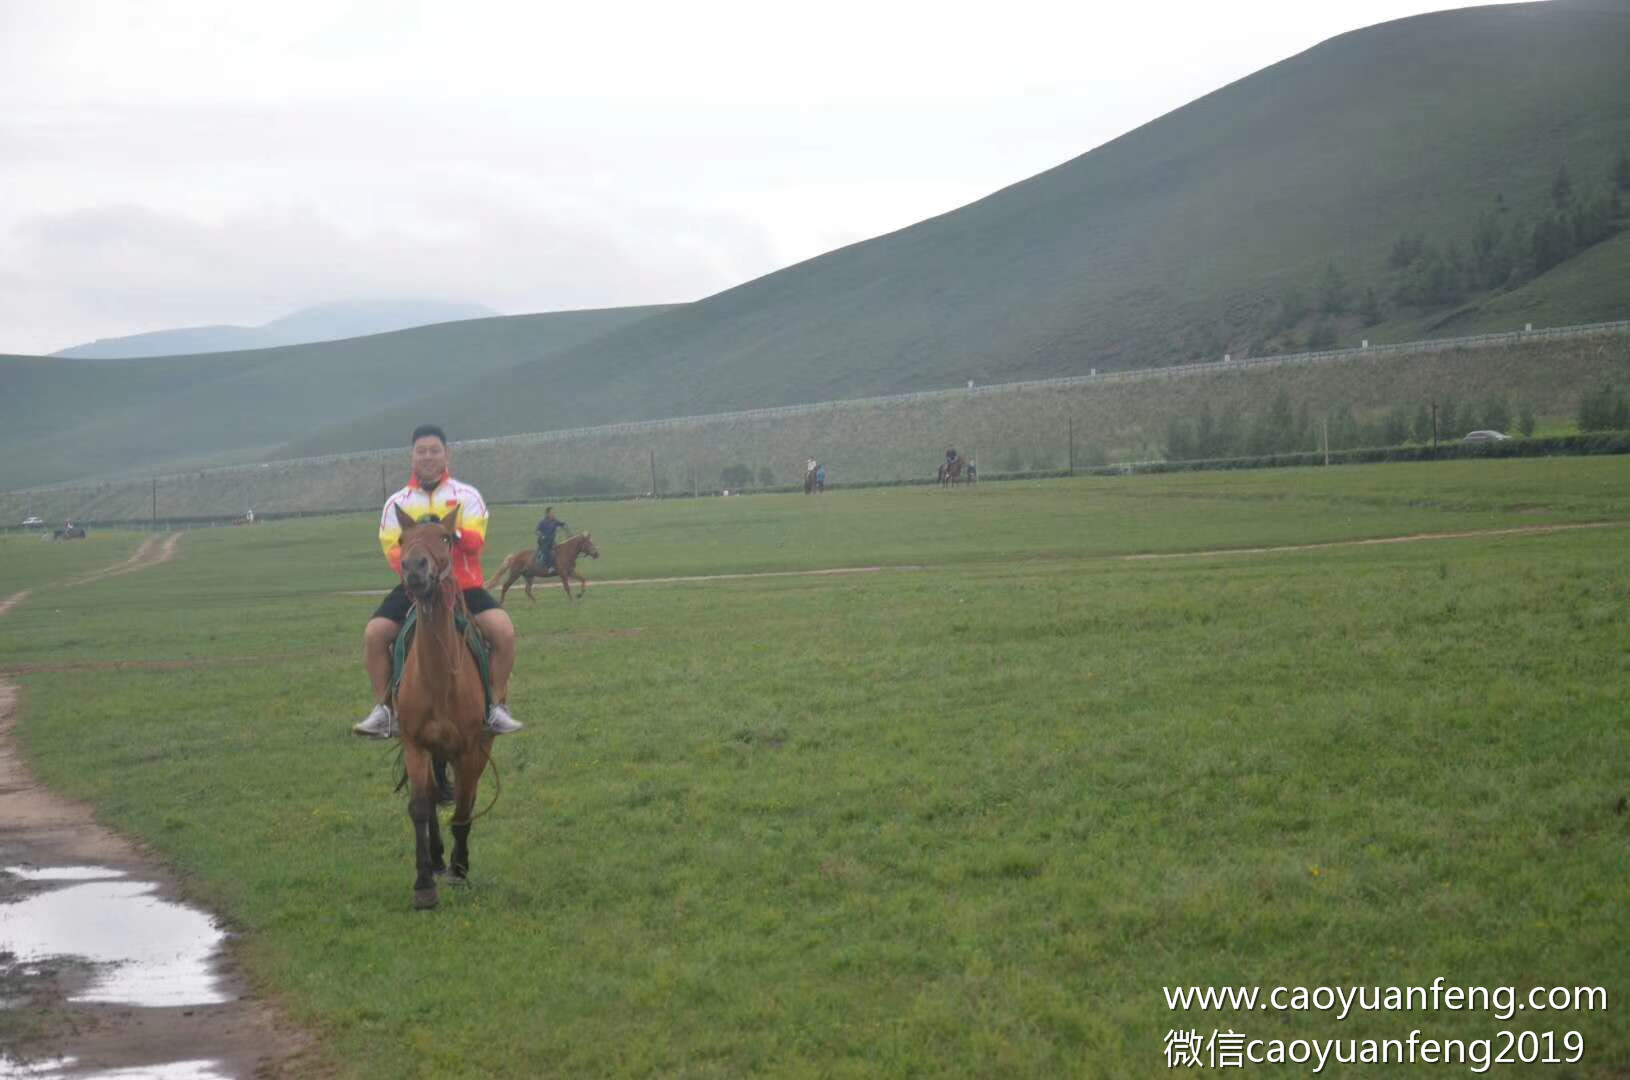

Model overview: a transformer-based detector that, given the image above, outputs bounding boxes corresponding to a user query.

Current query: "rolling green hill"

[1,305,675,487]
[287,0,1630,458]
[6,1,1629,488]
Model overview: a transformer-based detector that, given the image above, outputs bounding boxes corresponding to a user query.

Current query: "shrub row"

[1119,430,1630,474]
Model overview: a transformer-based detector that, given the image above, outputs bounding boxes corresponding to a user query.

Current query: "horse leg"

[403,743,439,909]
[574,569,586,599]
[448,745,488,883]
[560,571,573,602]
[432,755,455,808]
[427,792,445,876]
[524,568,536,601]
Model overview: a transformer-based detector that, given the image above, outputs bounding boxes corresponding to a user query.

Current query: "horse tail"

[484,552,516,590]
[458,752,501,824]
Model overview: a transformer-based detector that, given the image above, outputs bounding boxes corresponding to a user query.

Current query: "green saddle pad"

[390,605,494,714]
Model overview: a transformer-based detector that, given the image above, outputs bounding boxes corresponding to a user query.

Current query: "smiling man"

[352,423,522,738]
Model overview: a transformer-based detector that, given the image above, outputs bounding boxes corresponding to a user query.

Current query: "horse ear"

[393,503,416,532]
[445,503,462,533]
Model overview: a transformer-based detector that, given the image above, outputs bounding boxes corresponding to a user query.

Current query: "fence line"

[11,318,1630,496]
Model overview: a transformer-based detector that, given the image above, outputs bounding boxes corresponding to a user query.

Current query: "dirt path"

[336,522,1625,598]
[0,537,315,1078]
[1118,520,1626,561]
[64,530,185,587]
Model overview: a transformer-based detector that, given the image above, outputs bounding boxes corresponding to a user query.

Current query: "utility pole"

[1068,417,1076,475]
[1322,418,1329,466]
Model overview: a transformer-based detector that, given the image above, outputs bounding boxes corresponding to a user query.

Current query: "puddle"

[0,867,229,1008]
[0,1056,228,1079]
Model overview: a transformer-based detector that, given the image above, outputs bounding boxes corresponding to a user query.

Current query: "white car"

[1461,430,1512,443]
[21,516,44,527]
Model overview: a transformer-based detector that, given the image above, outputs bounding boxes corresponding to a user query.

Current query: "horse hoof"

[448,869,469,887]
[413,887,439,910]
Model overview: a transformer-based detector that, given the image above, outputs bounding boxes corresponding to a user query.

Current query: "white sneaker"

[485,703,523,735]
[352,703,397,739]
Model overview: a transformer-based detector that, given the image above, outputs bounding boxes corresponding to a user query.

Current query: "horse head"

[394,503,461,602]
[578,533,600,559]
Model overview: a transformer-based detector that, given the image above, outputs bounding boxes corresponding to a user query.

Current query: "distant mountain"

[52,298,500,358]
[3,305,678,487]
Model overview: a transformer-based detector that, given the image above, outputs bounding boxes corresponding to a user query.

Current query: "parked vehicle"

[1461,430,1512,443]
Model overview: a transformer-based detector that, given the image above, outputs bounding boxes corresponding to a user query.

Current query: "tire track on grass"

[1118,520,1627,561]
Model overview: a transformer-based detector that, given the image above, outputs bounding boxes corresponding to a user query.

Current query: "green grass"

[5,459,1629,1076]
[0,530,143,599]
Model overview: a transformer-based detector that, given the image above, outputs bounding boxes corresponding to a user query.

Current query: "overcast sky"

[1,0,1516,355]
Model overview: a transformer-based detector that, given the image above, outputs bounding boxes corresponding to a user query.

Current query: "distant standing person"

[804,458,817,495]
[815,462,827,493]
[535,506,572,575]
[352,424,522,739]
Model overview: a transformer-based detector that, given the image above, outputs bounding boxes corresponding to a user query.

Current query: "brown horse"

[939,454,969,487]
[391,504,492,910]
[485,533,600,604]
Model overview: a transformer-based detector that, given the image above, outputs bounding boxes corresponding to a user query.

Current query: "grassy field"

[4,459,1628,1077]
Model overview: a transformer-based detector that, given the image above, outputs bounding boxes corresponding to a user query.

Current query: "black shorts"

[371,584,500,623]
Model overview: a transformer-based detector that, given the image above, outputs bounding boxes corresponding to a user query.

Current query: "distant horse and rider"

[486,533,600,604]
[52,523,87,540]
[937,449,975,487]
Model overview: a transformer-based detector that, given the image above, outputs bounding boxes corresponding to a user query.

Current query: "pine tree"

[1612,149,1630,193]
[1165,416,1194,461]
[1318,263,1348,315]
[1552,163,1573,208]
[1412,403,1433,443]
[1277,286,1308,331]
[1382,405,1410,446]
[1266,390,1296,454]
[1439,399,1461,440]
[1358,286,1382,326]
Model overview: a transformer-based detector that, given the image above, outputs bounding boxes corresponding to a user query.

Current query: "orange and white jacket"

[378,474,490,590]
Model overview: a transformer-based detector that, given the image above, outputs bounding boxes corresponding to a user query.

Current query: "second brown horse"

[485,533,600,604]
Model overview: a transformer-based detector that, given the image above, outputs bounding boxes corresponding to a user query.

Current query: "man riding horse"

[352,424,523,740]
[534,507,572,576]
